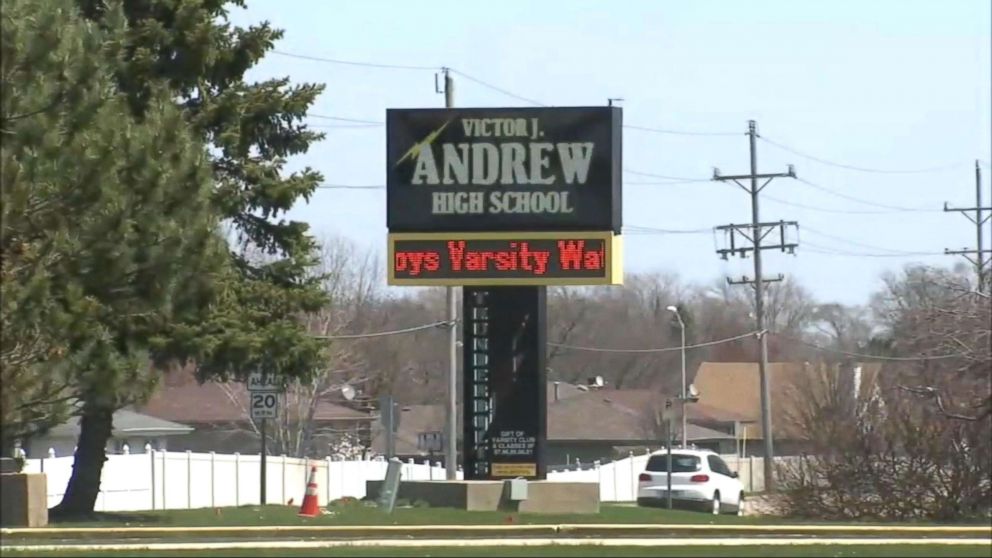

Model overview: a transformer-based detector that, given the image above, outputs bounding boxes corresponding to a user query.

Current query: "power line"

[279,50,742,136]
[802,227,941,255]
[309,123,382,129]
[781,335,969,361]
[796,178,938,212]
[271,49,439,71]
[762,194,922,215]
[317,184,385,190]
[623,168,710,181]
[624,225,712,235]
[623,123,741,137]
[446,68,547,107]
[802,243,945,258]
[316,178,712,189]
[311,321,451,340]
[625,179,713,186]
[307,114,384,124]
[547,331,760,354]
[759,136,967,174]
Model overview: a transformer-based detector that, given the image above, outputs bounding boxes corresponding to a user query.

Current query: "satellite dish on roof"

[341,384,357,401]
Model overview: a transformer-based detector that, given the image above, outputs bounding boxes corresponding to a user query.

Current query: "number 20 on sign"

[250,392,278,420]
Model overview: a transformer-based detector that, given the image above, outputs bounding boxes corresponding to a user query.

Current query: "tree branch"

[897,384,989,422]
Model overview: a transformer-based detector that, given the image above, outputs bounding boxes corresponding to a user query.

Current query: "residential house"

[371,381,747,467]
[23,409,192,459]
[370,404,447,462]
[546,387,738,465]
[139,368,375,457]
[691,361,882,456]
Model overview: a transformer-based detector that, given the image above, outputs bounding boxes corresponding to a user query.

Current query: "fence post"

[749,455,755,493]
[186,450,192,509]
[234,452,240,507]
[628,451,635,502]
[161,451,167,510]
[210,452,216,509]
[325,457,332,504]
[612,459,618,503]
[281,454,287,506]
[150,449,156,510]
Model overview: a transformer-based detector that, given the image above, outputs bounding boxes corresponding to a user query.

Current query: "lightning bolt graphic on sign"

[395,120,452,167]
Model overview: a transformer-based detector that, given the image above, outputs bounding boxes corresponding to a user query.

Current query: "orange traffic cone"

[298,464,319,518]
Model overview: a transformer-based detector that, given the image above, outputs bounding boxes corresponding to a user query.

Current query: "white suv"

[636,448,744,515]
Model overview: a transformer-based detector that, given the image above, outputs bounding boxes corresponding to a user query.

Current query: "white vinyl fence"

[24,450,793,512]
[23,451,453,512]
[547,451,789,500]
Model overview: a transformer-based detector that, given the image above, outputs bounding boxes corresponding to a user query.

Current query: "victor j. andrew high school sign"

[386,107,622,233]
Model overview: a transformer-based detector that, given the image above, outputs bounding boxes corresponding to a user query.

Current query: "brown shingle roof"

[548,393,654,441]
[140,379,371,424]
[370,404,446,457]
[692,361,882,440]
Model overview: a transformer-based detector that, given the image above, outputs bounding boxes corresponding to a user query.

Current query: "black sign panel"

[462,287,547,480]
[389,232,621,286]
[387,107,622,233]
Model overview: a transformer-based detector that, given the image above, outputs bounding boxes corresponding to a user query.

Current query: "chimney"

[553,381,560,402]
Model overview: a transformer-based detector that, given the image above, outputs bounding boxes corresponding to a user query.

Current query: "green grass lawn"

[2,545,991,558]
[38,504,764,529]
[31,503,990,529]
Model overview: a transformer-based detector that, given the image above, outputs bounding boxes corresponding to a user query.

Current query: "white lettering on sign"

[430,191,576,216]
[461,118,534,138]
[491,430,536,458]
[411,140,594,187]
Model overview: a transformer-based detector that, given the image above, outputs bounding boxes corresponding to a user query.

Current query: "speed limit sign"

[250,392,278,420]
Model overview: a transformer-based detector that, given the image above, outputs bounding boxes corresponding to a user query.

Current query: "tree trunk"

[49,403,113,520]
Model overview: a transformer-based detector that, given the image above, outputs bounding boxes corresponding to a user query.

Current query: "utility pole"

[944,160,992,294]
[440,68,458,481]
[712,120,797,492]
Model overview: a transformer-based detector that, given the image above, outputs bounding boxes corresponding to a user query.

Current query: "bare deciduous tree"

[778,361,991,521]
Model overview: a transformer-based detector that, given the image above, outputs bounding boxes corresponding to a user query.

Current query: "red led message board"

[387,232,623,286]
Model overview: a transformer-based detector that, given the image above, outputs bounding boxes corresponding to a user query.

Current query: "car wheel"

[711,491,721,515]
[736,493,745,516]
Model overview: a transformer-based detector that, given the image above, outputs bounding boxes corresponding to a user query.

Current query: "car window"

[646,454,701,473]
[707,455,733,477]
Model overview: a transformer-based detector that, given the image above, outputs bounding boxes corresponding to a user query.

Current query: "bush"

[777,365,991,522]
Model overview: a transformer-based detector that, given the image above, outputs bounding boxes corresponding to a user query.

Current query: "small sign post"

[378,457,404,513]
[248,372,281,505]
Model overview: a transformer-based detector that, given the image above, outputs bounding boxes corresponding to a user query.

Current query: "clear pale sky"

[229,0,991,306]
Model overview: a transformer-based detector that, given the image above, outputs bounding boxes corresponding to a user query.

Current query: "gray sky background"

[229,0,991,306]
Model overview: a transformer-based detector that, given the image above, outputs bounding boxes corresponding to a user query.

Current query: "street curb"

[2,523,989,540]
[2,536,991,553]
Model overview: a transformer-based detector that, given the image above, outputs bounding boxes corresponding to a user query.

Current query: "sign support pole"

[260,417,267,505]
[666,417,673,510]
[443,68,458,481]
